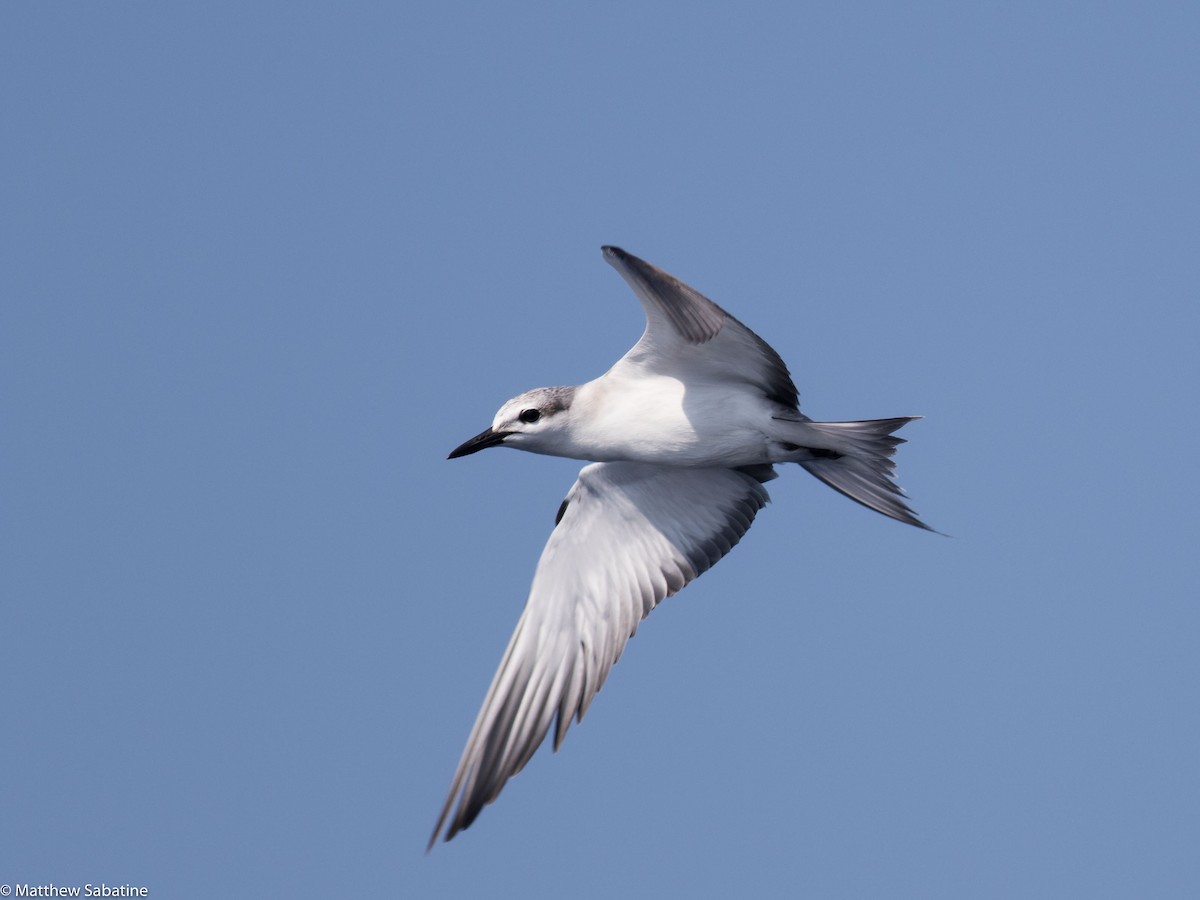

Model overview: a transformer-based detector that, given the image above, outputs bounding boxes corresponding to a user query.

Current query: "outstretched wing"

[601,245,800,410]
[429,461,772,847]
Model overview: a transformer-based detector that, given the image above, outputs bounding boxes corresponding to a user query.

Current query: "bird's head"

[448,386,578,459]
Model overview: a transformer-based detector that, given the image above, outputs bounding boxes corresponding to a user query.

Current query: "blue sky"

[2,3,1197,898]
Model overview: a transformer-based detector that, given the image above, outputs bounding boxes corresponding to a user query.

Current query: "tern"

[431,246,932,847]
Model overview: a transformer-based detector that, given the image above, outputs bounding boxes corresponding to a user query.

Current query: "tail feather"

[792,417,933,531]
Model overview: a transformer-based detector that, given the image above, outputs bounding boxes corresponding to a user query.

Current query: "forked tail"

[792,417,933,531]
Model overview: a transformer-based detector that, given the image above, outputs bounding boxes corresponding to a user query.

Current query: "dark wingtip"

[601,245,636,267]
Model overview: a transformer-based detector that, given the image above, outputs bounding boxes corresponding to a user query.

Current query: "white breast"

[570,373,772,466]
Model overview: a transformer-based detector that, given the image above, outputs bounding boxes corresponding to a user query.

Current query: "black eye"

[518,408,541,424]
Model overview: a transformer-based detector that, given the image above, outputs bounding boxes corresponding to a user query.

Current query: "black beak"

[448,427,511,459]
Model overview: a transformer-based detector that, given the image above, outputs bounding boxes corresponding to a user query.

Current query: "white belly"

[572,375,774,466]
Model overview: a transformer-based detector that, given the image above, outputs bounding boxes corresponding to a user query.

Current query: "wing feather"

[601,246,800,409]
[429,461,772,847]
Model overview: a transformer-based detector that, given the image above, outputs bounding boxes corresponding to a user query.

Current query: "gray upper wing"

[601,246,800,409]
[429,461,771,847]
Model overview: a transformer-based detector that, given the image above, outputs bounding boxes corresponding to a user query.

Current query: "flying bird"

[430,246,932,847]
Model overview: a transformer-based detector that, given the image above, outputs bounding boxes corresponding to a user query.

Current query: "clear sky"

[3,3,1197,898]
